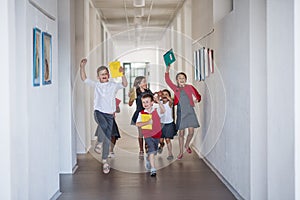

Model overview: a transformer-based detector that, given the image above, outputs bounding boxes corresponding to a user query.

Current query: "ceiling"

[91,0,185,43]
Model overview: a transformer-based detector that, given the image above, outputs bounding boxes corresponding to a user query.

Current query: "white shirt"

[84,78,124,114]
[160,102,174,123]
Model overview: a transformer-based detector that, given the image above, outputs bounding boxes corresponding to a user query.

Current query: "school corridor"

[1,0,300,200]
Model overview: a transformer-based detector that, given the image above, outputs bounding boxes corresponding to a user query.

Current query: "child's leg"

[185,127,194,149]
[138,127,144,152]
[101,114,114,160]
[165,138,172,156]
[159,138,165,147]
[178,130,185,157]
[158,138,164,154]
[149,153,155,169]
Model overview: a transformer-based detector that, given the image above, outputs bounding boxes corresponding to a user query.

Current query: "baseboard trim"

[72,164,79,174]
[50,190,61,200]
[192,146,244,200]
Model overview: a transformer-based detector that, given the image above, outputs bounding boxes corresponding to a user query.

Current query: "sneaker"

[103,161,110,174]
[167,155,174,161]
[150,168,156,177]
[94,142,102,154]
[108,152,115,158]
[157,146,163,154]
[139,151,144,160]
[144,157,151,171]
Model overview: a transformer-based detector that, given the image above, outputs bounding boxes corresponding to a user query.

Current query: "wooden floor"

[58,152,236,200]
[59,104,236,200]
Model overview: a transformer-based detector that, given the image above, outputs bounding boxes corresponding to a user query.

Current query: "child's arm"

[120,67,128,87]
[156,100,166,114]
[136,119,152,127]
[165,65,177,91]
[80,58,87,81]
[166,96,173,107]
[192,86,201,103]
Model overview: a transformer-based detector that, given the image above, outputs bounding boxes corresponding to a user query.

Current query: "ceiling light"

[133,0,145,7]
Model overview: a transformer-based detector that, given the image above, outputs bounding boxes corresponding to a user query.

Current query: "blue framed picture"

[33,27,41,86]
[42,32,52,85]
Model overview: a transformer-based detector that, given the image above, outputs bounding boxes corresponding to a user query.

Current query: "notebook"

[141,114,152,130]
[163,49,176,67]
[129,87,137,102]
[109,61,123,78]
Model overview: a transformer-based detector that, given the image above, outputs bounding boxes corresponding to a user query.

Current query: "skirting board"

[192,145,244,200]
[50,190,61,200]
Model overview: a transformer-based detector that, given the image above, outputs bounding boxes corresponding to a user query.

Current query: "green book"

[163,49,176,67]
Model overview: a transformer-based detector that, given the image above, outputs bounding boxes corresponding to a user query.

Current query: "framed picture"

[42,32,52,85]
[33,27,41,86]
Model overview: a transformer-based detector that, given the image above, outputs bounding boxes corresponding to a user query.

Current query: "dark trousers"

[94,110,114,159]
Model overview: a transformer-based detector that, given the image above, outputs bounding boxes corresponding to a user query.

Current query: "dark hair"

[162,89,171,97]
[97,66,109,76]
[176,72,187,80]
[141,93,154,101]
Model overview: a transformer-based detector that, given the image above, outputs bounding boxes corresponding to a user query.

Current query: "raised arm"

[154,95,166,114]
[120,66,128,87]
[80,58,87,81]
[165,66,177,91]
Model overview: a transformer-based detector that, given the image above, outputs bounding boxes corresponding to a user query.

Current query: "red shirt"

[140,109,162,139]
[165,72,201,106]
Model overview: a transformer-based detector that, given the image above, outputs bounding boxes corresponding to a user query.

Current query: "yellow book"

[109,61,123,78]
[129,87,137,102]
[141,114,152,130]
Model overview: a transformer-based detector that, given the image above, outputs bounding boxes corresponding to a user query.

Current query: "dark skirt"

[161,122,177,139]
[112,119,121,139]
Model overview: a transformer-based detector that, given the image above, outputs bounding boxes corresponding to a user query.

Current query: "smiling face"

[176,73,187,87]
[97,68,110,83]
[141,96,154,110]
[162,90,170,103]
[138,78,148,90]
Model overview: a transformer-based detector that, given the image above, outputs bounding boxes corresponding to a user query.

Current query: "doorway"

[123,62,150,104]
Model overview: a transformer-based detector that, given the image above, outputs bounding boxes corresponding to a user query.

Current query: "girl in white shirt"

[159,89,177,160]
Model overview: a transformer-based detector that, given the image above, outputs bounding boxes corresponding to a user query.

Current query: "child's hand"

[194,99,200,104]
[80,58,87,68]
[147,119,153,125]
[166,65,171,73]
[153,94,160,103]
[119,66,125,74]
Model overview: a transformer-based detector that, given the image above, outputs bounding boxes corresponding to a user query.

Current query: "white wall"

[58,0,77,173]
[7,0,61,199]
[191,0,251,198]
[0,0,14,199]
[295,0,300,199]
[267,0,295,199]
[249,0,267,199]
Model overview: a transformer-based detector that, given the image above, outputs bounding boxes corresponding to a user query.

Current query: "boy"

[136,93,165,177]
[80,58,128,174]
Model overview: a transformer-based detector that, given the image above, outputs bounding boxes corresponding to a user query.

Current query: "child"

[158,89,177,160]
[136,93,165,177]
[129,76,153,159]
[80,58,128,174]
[165,65,201,160]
